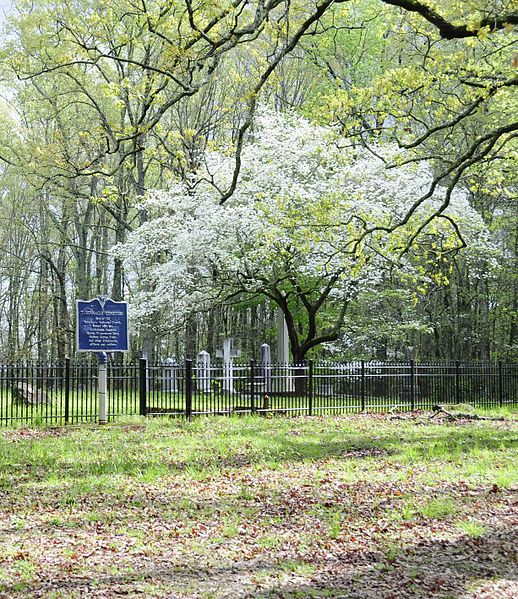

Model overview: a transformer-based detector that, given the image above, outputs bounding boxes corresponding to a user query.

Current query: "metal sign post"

[76,297,129,425]
[98,352,108,425]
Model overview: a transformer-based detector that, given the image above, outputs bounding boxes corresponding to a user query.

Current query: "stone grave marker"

[277,309,294,392]
[162,358,179,393]
[197,351,211,393]
[260,343,272,392]
[216,338,240,392]
[13,383,47,405]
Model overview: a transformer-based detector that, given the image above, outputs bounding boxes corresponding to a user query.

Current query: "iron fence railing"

[0,359,516,426]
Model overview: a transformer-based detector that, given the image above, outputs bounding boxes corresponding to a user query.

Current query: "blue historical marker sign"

[76,297,129,352]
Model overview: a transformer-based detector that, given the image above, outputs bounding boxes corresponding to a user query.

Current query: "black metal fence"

[0,359,516,426]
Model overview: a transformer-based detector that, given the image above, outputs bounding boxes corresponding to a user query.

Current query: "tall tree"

[117,109,495,361]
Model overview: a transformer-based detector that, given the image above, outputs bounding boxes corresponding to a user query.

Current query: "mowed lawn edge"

[0,410,516,598]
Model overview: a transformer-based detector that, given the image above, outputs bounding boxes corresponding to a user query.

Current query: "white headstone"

[260,343,272,392]
[162,358,179,392]
[276,310,293,392]
[277,309,290,364]
[197,351,211,393]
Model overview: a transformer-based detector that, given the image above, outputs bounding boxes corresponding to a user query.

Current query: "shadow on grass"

[252,521,518,598]
[0,422,516,488]
[0,522,515,598]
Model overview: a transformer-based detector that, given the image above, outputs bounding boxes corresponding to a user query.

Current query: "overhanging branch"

[382,0,517,39]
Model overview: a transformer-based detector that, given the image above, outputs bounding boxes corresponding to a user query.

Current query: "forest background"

[0,0,516,365]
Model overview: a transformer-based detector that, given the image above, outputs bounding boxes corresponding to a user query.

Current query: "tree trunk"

[185,314,197,359]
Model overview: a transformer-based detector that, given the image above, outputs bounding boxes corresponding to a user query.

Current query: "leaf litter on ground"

[0,411,516,598]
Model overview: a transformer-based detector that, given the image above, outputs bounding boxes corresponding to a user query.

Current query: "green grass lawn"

[0,409,516,598]
[0,387,400,425]
[2,383,513,427]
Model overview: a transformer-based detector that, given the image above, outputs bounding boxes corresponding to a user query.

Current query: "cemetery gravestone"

[197,351,211,393]
[13,383,47,405]
[261,343,272,392]
[216,338,240,392]
[276,310,294,392]
[162,358,179,393]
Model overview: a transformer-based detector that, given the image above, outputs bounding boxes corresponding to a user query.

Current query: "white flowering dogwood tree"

[116,108,495,361]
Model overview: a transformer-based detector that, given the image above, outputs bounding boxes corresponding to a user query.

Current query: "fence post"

[64,357,71,424]
[410,359,415,410]
[498,360,503,407]
[139,358,147,417]
[250,359,256,414]
[185,359,193,419]
[361,360,365,412]
[455,360,461,404]
[308,360,313,416]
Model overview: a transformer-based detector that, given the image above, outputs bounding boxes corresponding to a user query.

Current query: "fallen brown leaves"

[0,414,516,598]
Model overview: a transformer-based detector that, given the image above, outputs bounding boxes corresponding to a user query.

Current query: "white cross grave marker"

[216,338,241,392]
